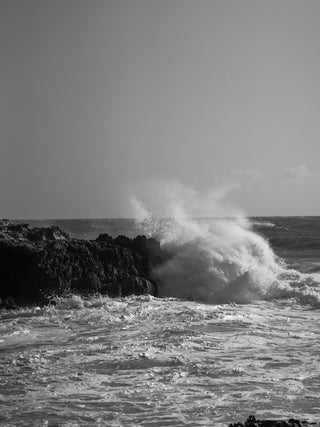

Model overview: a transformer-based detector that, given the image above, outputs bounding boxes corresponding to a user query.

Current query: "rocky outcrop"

[0,220,164,307]
[229,415,319,427]
[0,219,69,242]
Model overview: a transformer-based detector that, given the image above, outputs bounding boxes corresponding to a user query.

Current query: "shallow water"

[1,295,320,426]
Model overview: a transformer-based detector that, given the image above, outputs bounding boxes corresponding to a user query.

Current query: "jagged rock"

[0,220,161,307]
[96,233,113,242]
[0,219,14,227]
[0,220,69,242]
[113,235,132,248]
[229,415,319,427]
[29,225,69,241]
[132,235,168,267]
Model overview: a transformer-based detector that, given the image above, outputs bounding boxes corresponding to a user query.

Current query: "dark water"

[252,217,320,273]
[2,216,319,426]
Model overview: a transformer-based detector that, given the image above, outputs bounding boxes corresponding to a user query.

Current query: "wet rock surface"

[0,219,164,307]
[229,415,320,427]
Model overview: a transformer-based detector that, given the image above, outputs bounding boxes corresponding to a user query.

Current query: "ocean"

[1,216,320,426]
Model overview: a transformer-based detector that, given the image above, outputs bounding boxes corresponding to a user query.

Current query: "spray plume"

[130,181,320,306]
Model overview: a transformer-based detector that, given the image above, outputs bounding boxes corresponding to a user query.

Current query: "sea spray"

[131,183,320,306]
[153,218,282,303]
[131,184,282,303]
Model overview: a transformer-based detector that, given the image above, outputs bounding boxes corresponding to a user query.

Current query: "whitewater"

[1,211,320,425]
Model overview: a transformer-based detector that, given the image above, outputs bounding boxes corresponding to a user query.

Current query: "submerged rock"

[229,415,319,427]
[0,220,162,307]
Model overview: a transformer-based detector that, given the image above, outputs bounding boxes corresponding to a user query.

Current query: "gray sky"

[1,0,320,218]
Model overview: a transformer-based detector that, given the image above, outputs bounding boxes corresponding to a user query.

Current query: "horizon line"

[6,214,320,221]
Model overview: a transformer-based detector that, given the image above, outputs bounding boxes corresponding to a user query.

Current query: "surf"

[131,183,320,307]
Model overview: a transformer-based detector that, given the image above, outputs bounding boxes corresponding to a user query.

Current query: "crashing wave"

[131,186,320,308]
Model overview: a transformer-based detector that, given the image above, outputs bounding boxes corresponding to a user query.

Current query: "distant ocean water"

[2,216,320,426]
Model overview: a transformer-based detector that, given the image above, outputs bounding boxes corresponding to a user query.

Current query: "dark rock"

[0,221,69,242]
[228,415,319,427]
[0,220,162,307]
[0,296,18,310]
[96,233,113,242]
[132,235,168,267]
[29,226,69,241]
[113,235,132,248]
[0,219,14,227]
[3,297,18,310]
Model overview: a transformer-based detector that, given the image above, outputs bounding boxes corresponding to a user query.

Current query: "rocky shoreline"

[0,219,167,308]
[1,221,319,427]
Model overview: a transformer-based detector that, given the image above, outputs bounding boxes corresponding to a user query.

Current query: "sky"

[1,0,320,218]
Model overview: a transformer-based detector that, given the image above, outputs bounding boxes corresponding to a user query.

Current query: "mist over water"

[131,183,320,307]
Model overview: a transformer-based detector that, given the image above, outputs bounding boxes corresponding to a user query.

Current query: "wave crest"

[131,185,320,307]
[152,217,282,304]
[131,190,279,304]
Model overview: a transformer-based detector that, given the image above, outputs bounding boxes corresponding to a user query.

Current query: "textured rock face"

[0,219,69,242]
[0,220,161,307]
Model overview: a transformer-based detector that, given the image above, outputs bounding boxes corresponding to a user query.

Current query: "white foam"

[131,183,320,306]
